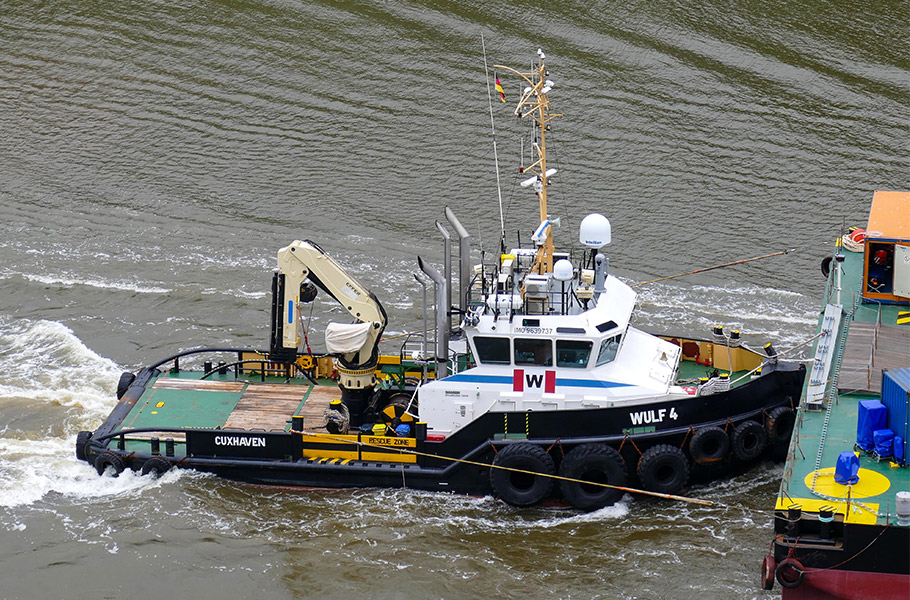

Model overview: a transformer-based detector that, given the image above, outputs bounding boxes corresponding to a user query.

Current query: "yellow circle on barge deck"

[804,467,891,499]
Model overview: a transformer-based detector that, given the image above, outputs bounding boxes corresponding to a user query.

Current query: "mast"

[494,49,562,274]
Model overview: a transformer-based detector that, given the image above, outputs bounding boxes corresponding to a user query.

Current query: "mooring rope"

[289,428,714,506]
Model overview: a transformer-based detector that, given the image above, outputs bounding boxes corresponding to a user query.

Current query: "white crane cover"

[325,322,373,354]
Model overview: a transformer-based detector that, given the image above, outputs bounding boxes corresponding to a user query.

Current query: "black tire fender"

[689,427,730,464]
[732,420,768,461]
[116,372,136,399]
[776,557,805,589]
[490,442,555,508]
[637,444,689,495]
[75,431,93,462]
[821,256,832,278]
[94,451,126,477]
[766,406,796,446]
[558,443,627,512]
[141,457,173,477]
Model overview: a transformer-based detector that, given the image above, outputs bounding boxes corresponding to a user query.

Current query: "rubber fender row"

[690,407,795,465]
[490,408,796,510]
[491,442,629,511]
[91,451,173,478]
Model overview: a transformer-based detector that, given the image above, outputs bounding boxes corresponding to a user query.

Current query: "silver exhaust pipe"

[418,256,449,378]
[445,207,471,316]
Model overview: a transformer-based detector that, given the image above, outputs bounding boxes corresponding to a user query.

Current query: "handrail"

[147,347,266,370]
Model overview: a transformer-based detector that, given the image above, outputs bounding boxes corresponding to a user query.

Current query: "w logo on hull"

[513,369,556,393]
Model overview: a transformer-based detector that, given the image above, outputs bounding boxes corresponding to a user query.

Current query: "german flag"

[495,76,506,102]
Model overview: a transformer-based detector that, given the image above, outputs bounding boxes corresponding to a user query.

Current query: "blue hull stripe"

[444,373,631,389]
[445,374,513,385]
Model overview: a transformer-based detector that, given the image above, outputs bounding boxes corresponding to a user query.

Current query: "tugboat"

[77,51,805,511]
[761,190,910,597]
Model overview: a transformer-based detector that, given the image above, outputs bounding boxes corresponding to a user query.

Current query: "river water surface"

[1,1,907,598]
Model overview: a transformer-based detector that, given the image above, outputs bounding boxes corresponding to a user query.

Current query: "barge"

[762,190,910,597]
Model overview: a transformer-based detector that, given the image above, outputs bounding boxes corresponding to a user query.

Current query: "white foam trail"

[0,320,122,418]
[0,319,186,507]
[0,270,172,294]
[0,436,175,508]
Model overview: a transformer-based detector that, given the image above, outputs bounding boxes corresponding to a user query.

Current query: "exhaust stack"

[445,207,471,316]
[418,256,449,378]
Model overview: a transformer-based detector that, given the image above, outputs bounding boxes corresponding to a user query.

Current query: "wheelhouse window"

[596,334,622,366]
[556,340,593,368]
[473,336,511,365]
[514,338,553,366]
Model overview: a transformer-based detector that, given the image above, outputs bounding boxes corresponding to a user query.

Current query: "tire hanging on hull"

[558,443,627,511]
[775,558,805,589]
[688,427,730,465]
[766,406,796,447]
[637,444,689,495]
[731,420,768,461]
[94,451,125,477]
[490,443,555,508]
[75,430,92,462]
[141,457,173,477]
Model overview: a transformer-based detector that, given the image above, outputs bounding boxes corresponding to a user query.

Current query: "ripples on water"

[1,0,908,598]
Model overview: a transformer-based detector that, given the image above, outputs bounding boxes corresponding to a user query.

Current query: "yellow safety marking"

[302,448,358,460]
[775,497,880,525]
[329,458,340,464]
[150,411,158,415]
[361,451,416,463]
[341,459,351,465]
[362,435,416,449]
[804,467,891,499]
[898,311,910,325]
[319,457,330,463]
[156,401,165,408]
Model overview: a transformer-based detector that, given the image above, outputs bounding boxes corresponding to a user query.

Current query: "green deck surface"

[777,250,909,525]
[121,378,246,431]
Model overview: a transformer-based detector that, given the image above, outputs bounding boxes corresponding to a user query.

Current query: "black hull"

[81,361,805,503]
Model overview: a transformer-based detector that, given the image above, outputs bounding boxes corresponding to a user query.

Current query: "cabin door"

[895,244,910,299]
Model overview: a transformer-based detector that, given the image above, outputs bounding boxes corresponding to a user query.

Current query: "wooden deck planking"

[152,379,246,393]
[297,386,341,431]
[220,382,341,432]
[839,322,910,394]
[223,382,306,431]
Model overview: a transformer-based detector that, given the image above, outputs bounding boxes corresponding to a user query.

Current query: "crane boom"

[270,240,387,370]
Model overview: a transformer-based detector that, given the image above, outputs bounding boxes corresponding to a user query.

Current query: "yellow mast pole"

[494,55,562,275]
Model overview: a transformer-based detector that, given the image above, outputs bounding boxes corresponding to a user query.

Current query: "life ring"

[490,442,555,507]
[732,420,768,462]
[141,457,173,477]
[761,554,776,590]
[94,451,126,477]
[766,406,796,447]
[558,443,627,511]
[689,427,730,464]
[637,444,689,495]
[116,372,135,399]
[775,557,805,589]
[75,430,92,462]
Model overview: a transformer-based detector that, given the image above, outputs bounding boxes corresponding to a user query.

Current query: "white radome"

[579,213,611,248]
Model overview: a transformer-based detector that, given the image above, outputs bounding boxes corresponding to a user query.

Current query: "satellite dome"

[579,214,611,248]
[553,259,574,281]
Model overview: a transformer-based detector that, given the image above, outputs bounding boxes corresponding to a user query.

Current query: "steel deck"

[776,249,909,525]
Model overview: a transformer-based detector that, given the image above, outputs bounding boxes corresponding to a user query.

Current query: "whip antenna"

[481,32,506,252]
